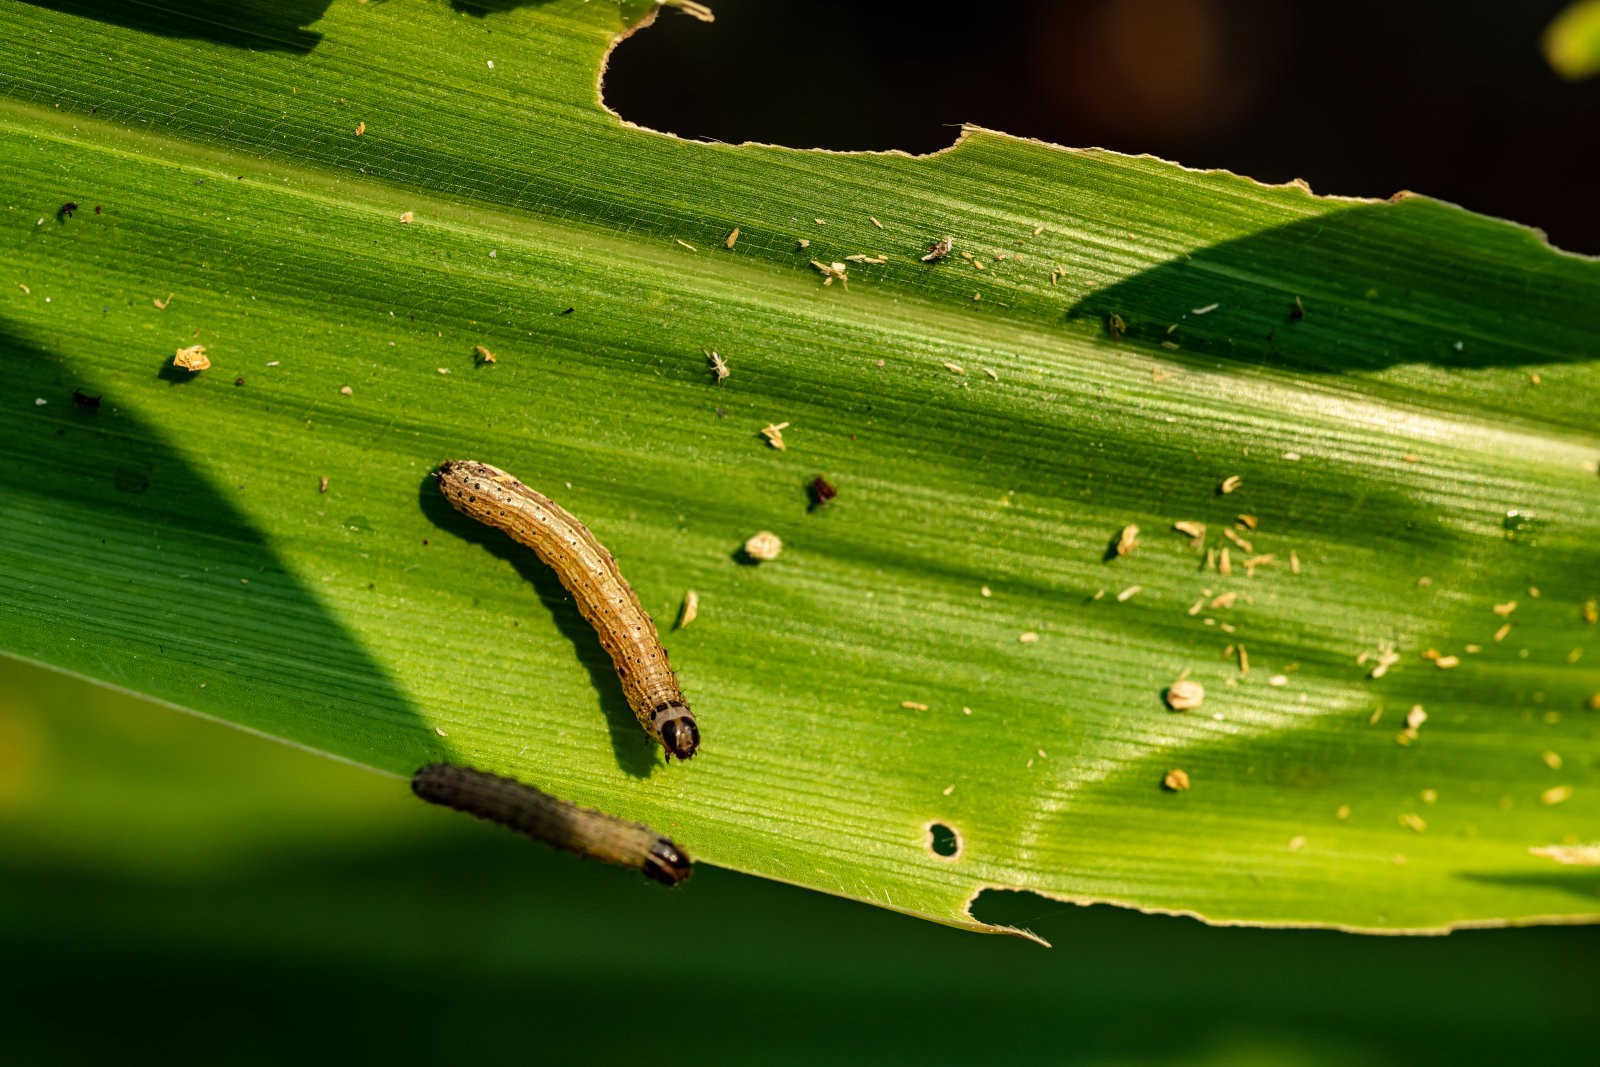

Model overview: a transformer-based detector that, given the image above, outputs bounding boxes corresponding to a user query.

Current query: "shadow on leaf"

[1066,200,1600,380]
[417,471,659,779]
[19,0,331,53]
[0,319,443,771]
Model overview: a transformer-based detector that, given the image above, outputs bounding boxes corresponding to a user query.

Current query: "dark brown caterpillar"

[412,764,692,886]
[436,459,699,761]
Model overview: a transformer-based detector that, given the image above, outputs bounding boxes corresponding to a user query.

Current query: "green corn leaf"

[1,0,1596,938]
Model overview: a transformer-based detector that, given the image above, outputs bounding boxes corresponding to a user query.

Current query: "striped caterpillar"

[412,764,692,885]
[436,459,700,761]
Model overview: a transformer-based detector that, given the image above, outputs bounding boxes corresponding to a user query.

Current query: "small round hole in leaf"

[927,822,960,859]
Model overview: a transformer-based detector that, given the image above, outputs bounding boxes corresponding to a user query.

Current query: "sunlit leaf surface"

[1,0,1596,935]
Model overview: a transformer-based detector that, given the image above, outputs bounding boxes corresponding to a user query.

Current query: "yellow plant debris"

[1529,844,1600,866]
[676,589,699,629]
[172,344,210,372]
[742,530,783,561]
[1165,679,1204,711]
[1115,524,1139,557]
[760,422,790,450]
[1541,785,1573,806]
[810,259,849,287]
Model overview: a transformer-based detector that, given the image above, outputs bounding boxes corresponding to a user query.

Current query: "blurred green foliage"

[1,656,1593,1065]
[1545,0,1600,79]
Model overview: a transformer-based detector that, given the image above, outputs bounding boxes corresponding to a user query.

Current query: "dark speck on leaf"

[71,389,101,412]
[57,202,78,221]
[94,205,102,215]
[560,307,575,315]
[1289,296,1305,322]
[807,475,837,510]
[114,468,150,494]
[234,377,245,387]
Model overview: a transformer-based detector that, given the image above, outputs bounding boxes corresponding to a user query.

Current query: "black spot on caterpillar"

[435,459,700,761]
[412,764,691,886]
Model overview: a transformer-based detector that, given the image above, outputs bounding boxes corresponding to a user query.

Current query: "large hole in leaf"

[602,0,1600,252]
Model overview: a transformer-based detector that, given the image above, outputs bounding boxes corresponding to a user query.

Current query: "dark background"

[2,657,1595,1066]
[605,0,1600,253]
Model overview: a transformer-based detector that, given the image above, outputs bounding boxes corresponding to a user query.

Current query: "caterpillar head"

[642,838,693,886]
[660,715,700,761]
